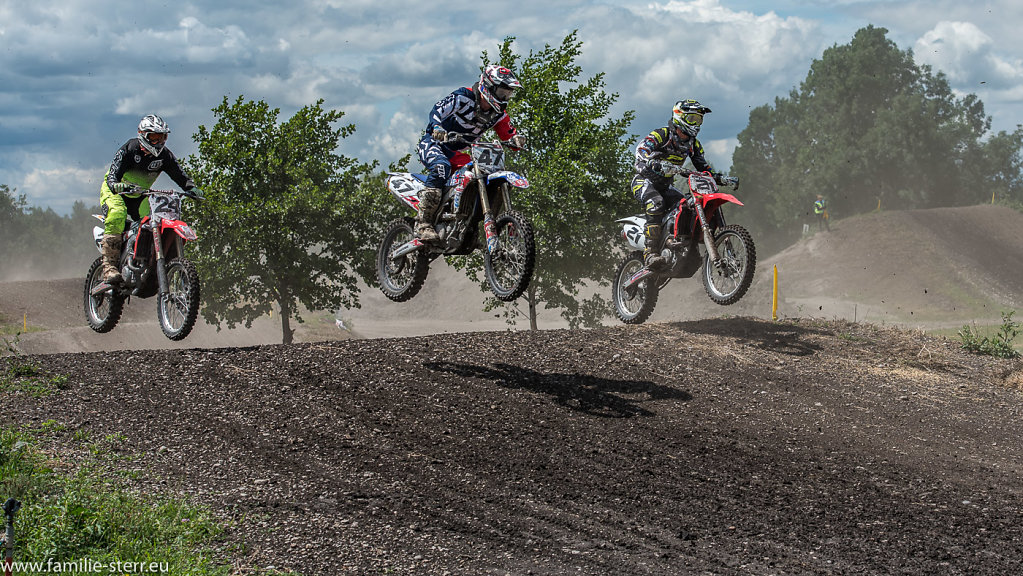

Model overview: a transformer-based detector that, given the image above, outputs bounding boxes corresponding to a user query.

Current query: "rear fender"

[92,226,104,252]
[617,215,646,250]
[386,172,427,211]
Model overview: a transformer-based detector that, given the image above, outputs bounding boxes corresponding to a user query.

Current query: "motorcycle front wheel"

[703,224,756,305]
[612,251,659,324]
[158,257,201,341]
[483,210,535,302]
[84,256,124,333]
[377,217,430,302]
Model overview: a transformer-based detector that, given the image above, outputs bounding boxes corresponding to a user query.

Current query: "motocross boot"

[100,234,123,284]
[415,187,442,243]
[643,222,667,270]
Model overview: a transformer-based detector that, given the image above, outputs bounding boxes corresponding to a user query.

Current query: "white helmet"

[478,65,521,112]
[137,114,171,156]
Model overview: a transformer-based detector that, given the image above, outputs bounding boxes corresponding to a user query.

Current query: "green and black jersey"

[104,139,194,194]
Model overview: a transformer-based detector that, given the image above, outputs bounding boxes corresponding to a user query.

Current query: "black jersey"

[634,127,712,184]
[105,139,194,192]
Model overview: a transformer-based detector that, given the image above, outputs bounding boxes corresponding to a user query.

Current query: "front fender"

[160,219,198,241]
[487,171,529,188]
[701,192,744,207]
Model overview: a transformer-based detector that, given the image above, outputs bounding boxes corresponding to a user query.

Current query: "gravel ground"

[5,317,1023,575]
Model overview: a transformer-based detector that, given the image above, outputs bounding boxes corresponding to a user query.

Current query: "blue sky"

[1,0,1021,214]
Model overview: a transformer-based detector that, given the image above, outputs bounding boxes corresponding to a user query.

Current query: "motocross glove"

[648,161,663,175]
[188,187,205,199]
[110,182,133,194]
[713,173,726,186]
[507,134,527,151]
[431,128,448,143]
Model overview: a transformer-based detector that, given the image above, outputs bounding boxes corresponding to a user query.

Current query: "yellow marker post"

[772,265,778,321]
[23,313,27,332]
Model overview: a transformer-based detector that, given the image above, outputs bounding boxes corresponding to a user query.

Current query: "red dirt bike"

[377,139,535,302]
[84,187,203,340]
[611,167,756,324]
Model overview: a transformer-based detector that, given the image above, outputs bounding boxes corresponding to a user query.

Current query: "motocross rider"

[98,114,199,283]
[415,65,527,242]
[632,99,726,270]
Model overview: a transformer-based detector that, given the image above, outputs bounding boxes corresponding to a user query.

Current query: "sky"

[1,0,1021,215]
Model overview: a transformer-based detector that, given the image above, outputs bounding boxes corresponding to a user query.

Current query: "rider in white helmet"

[415,65,527,242]
[98,114,198,283]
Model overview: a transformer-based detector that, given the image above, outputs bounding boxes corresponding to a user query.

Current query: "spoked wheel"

[83,257,124,333]
[158,257,201,341]
[377,217,430,302]
[703,224,756,305]
[483,210,535,302]
[612,251,659,324]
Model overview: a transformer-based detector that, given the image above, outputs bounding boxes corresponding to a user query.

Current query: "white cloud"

[369,110,422,161]
[21,165,105,213]
[4,0,1023,215]
[914,21,1023,88]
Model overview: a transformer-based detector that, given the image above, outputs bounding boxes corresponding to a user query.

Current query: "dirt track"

[3,205,1023,574]
[6,318,1023,575]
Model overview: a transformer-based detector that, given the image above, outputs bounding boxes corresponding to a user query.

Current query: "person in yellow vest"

[814,194,830,232]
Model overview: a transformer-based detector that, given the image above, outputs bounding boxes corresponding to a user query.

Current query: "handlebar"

[660,163,740,189]
[114,185,204,200]
[433,131,526,152]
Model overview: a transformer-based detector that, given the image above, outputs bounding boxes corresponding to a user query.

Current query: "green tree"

[0,185,28,277]
[0,186,100,281]
[732,25,1010,254]
[460,32,635,329]
[186,97,378,344]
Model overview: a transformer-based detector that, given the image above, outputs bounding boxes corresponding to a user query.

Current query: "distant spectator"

[814,194,830,232]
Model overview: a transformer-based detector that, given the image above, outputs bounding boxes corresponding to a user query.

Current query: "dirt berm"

[2,205,1023,574]
[5,318,1023,575]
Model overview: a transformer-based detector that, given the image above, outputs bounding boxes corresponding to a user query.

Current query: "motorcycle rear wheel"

[703,224,756,305]
[484,210,535,302]
[158,257,201,341]
[377,217,430,302]
[612,251,659,324]
[84,256,124,333]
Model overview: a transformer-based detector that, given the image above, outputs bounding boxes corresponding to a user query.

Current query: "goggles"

[493,85,518,102]
[145,132,168,145]
[678,112,704,127]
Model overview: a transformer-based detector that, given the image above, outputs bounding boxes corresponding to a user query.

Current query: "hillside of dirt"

[2,205,1023,574]
[4,204,1022,355]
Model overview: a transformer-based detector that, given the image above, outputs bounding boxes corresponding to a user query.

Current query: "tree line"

[3,27,1022,342]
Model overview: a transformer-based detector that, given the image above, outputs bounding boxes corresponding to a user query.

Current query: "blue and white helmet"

[137,114,170,156]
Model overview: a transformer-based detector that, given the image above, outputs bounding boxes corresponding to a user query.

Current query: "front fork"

[695,202,721,265]
[480,183,512,255]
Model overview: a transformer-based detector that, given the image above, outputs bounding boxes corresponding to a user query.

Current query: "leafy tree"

[456,32,635,329]
[0,185,28,277]
[979,126,1023,207]
[732,25,1016,255]
[1,185,100,281]
[185,97,378,344]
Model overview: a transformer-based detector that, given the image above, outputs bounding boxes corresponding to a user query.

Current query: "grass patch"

[957,311,1021,359]
[0,426,300,575]
[1,339,69,398]
[0,314,43,337]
